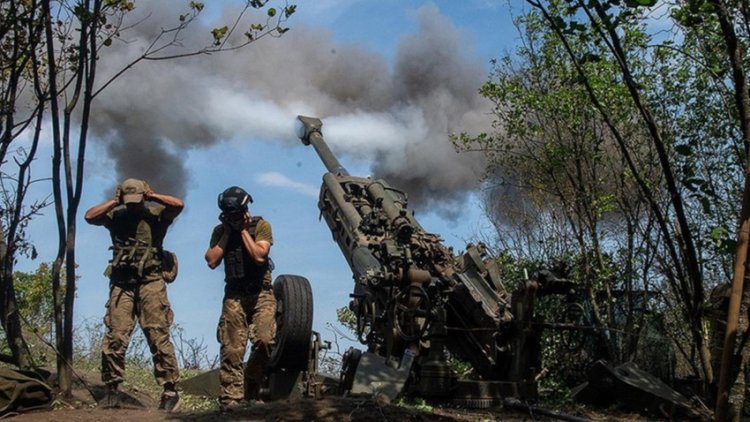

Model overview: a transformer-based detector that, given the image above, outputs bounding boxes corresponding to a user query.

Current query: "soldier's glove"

[114,185,122,204]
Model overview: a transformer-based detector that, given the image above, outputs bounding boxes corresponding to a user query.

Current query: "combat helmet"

[218,186,253,214]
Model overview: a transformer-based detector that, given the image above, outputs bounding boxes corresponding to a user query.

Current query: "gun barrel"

[296,115,349,176]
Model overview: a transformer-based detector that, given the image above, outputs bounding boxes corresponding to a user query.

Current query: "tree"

[461,1,750,409]
[2,0,295,398]
[0,0,52,370]
[522,0,712,386]
[681,0,750,418]
[456,8,668,388]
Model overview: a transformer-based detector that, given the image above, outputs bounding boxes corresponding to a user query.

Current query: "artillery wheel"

[269,274,314,370]
[339,347,362,393]
[264,368,303,401]
[393,286,431,342]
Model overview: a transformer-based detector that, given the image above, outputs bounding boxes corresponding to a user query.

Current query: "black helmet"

[218,186,253,214]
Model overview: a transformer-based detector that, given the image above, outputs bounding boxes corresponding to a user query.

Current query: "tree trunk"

[0,259,31,369]
[0,224,30,368]
[40,0,70,396]
[710,0,750,419]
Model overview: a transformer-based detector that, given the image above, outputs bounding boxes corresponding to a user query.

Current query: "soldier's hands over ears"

[242,213,252,231]
[143,180,153,198]
[114,185,122,204]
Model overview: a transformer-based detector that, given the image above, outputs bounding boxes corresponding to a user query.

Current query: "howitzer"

[296,115,536,402]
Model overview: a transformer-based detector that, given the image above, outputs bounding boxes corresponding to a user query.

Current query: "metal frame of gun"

[296,116,536,402]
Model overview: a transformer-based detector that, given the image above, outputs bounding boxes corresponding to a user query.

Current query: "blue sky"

[17,1,523,365]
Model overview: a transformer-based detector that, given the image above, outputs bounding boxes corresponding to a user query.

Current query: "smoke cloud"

[91,2,492,216]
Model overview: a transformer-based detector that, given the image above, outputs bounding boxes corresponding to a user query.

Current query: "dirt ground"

[2,369,674,421]
[7,396,664,422]
[7,398,515,422]
[5,380,676,422]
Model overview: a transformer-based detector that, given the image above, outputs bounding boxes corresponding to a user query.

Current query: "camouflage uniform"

[210,218,276,404]
[91,203,180,388]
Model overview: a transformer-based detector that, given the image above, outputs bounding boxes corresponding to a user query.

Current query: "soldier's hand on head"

[242,212,252,230]
[114,185,122,204]
[142,180,154,198]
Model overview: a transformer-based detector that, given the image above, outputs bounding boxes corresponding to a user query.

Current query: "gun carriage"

[295,116,541,403]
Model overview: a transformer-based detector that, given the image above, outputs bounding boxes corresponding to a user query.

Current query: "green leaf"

[211,25,229,45]
[625,0,657,7]
[709,226,726,241]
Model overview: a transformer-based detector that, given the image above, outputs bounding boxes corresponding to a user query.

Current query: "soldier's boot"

[103,383,120,408]
[244,345,270,403]
[158,382,181,412]
[219,398,243,413]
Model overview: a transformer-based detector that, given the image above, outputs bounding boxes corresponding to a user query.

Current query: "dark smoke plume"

[91,2,492,215]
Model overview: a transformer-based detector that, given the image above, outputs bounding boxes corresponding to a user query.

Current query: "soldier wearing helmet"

[84,178,183,412]
[205,186,276,411]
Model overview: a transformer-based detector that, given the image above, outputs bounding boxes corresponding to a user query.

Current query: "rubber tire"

[339,347,362,393]
[265,368,303,401]
[268,274,314,370]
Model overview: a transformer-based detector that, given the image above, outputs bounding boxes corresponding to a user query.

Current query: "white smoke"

[90,2,493,216]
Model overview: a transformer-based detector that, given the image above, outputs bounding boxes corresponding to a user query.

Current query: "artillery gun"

[296,115,540,404]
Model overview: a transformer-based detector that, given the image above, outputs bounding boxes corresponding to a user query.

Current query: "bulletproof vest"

[224,216,270,287]
[107,206,165,279]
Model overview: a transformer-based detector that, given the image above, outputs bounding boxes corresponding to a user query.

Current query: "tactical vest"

[107,206,166,281]
[224,216,272,291]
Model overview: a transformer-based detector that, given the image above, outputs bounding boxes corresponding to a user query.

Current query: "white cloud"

[256,171,319,197]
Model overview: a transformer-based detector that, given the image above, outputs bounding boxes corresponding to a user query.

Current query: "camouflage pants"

[101,278,180,387]
[217,287,277,404]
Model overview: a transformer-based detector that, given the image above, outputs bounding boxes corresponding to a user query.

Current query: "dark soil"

[7,391,673,422]
[4,369,671,421]
[8,397,665,422]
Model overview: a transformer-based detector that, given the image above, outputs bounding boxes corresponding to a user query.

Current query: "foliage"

[14,263,58,335]
[396,397,433,412]
[0,264,67,366]
[445,353,473,378]
[453,0,750,404]
[336,306,358,335]
[457,4,659,383]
